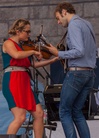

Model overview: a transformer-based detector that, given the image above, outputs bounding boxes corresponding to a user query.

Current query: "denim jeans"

[59,70,95,138]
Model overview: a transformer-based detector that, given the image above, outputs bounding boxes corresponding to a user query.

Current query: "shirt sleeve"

[58,21,85,59]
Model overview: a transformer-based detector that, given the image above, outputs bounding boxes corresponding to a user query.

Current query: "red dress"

[2,38,37,111]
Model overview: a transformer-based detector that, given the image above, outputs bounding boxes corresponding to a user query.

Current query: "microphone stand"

[33,66,45,94]
[32,66,45,80]
[34,54,55,86]
[35,25,57,129]
[31,55,45,95]
[36,25,55,86]
[41,66,55,86]
[32,37,56,122]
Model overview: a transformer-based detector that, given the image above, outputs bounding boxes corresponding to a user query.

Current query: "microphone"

[35,25,50,46]
[36,25,43,41]
[40,24,43,36]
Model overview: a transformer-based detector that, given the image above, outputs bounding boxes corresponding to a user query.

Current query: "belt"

[68,67,93,71]
[4,66,27,73]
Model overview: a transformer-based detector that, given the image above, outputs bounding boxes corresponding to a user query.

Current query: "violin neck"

[44,40,50,47]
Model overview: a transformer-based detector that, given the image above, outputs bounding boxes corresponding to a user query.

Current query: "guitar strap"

[56,31,68,73]
[56,31,67,48]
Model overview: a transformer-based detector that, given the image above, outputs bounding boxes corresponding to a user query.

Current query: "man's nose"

[58,20,61,24]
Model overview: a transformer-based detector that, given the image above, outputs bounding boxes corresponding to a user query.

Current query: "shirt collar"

[69,15,79,24]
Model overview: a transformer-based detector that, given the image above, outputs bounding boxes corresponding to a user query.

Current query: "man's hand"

[46,44,58,56]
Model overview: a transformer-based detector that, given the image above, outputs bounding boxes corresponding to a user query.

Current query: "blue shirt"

[58,15,97,68]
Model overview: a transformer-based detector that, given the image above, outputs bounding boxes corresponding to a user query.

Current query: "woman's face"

[18,24,31,41]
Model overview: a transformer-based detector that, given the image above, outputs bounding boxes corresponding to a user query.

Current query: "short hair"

[8,19,30,35]
[54,2,76,15]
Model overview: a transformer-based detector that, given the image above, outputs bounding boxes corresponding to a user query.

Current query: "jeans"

[59,70,95,138]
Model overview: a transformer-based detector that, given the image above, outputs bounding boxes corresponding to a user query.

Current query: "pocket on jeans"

[69,74,85,92]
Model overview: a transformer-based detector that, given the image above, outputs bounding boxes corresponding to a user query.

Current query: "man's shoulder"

[69,16,91,28]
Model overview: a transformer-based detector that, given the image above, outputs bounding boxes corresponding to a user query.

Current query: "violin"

[39,35,66,67]
[21,33,66,60]
[21,38,52,59]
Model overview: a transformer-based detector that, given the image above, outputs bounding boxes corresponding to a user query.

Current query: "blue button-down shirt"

[58,15,97,68]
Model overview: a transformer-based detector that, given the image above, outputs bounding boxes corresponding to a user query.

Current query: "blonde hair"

[8,19,30,35]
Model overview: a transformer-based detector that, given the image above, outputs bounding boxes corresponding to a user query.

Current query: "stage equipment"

[88,88,99,120]
[44,84,62,121]
[93,58,99,89]
[0,134,28,138]
[21,124,57,138]
[88,58,99,119]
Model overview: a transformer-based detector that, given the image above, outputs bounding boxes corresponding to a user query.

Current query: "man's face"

[55,10,68,28]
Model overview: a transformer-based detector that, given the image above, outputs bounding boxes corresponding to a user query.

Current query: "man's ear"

[62,9,67,16]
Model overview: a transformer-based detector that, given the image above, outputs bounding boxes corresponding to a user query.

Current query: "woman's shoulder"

[4,38,14,46]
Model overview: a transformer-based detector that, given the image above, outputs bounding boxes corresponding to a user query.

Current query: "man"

[46,2,97,138]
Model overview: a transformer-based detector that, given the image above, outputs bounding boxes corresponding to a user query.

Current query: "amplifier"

[44,84,62,121]
[44,84,62,103]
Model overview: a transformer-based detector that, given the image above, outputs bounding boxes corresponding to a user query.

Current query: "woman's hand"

[34,51,42,60]
[52,56,59,62]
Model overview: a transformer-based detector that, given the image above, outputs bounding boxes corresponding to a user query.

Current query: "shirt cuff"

[58,51,65,59]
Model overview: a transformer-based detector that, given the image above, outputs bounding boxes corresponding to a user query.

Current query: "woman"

[1,18,58,138]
